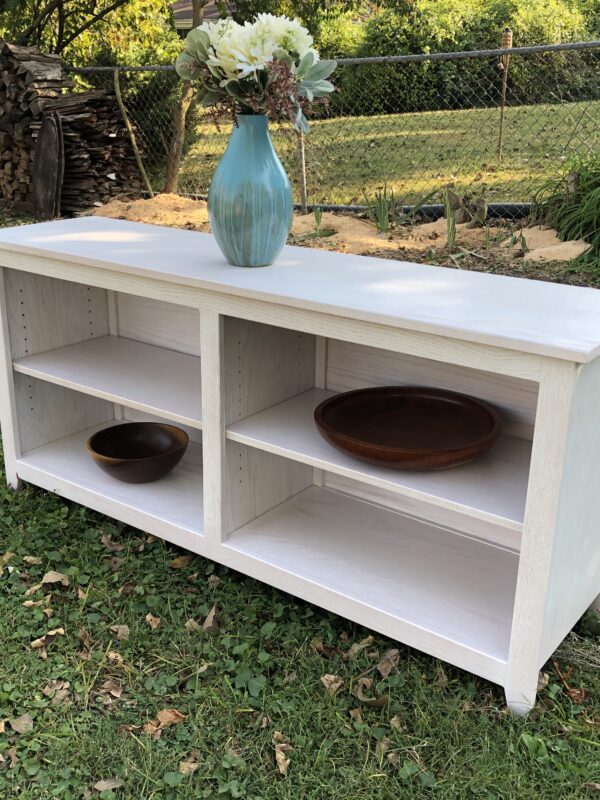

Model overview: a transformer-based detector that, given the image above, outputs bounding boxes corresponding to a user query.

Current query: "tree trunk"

[162,0,208,195]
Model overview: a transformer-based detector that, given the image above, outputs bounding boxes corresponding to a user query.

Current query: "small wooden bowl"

[86,422,189,484]
[314,386,502,471]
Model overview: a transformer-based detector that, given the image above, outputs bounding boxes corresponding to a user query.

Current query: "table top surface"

[0,216,599,362]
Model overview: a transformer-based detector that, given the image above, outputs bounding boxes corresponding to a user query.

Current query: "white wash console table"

[0,217,599,714]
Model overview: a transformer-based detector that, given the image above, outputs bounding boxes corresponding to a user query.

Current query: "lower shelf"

[225,485,519,680]
[17,424,204,542]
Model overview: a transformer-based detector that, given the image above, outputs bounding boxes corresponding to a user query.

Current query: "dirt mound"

[93,195,590,265]
[94,193,210,231]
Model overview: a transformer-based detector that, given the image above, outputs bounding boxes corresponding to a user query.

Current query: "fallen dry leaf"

[170,554,193,569]
[107,651,124,666]
[352,677,388,708]
[178,750,200,775]
[272,731,293,776]
[537,672,550,692]
[31,627,64,652]
[202,604,219,634]
[0,721,4,734]
[43,607,53,618]
[377,649,400,679]
[78,627,92,660]
[184,618,200,632]
[584,783,600,791]
[207,574,221,588]
[9,713,34,734]
[110,624,130,641]
[100,679,123,700]
[390,715,403,730]
[93,777,124,792]
[349,707,364,724]
[375,736,391,759]
[118,581,137,595]
[145,613,161,630]
[23,555,42,565]
[387,751,401,766]
[42,680,71,707]
[101,533,125,552]
[311,637,336,658]
[142,708,187,739]
[22,598,44,608]
[5,747,17,768]
[342,635,375,661]
[41,571,69,588]
[0,552,14,575]
[24,582,42,597]
[320,674,344,696]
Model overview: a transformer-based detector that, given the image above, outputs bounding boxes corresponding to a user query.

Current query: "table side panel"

[540,356,600,662]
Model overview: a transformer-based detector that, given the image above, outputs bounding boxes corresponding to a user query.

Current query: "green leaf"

[306,59,337,81]
[260,620,276,637]
[223,80,244,98]
[163,771,185,787]
[198,87,222,107]
[296,50,316,78]
[175,51,202,81]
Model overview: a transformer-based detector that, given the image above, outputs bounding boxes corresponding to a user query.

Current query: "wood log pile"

[0,41,143,216]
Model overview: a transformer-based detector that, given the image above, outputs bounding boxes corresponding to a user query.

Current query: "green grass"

[1,460,600,800]
[179,99,600,206]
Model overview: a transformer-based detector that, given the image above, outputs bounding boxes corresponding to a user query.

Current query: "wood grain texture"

[324,474,521,551]
[4,269,108,359]
[200,311,226,541]
[116,293,201,356]
[17,422,204,538]
[0,217,599,361]
[0,249,542,381]
[226,441,312,534]
[227,389,529,533]
[15,373,113,452]
[13,335,203,429]
[223,318,315,425]
[225,485,518,679]
[327,339,538,439]
[0,267,22,487]
[539,357,600,661]
[505,359,578,715]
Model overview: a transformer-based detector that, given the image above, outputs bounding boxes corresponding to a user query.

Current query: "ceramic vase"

[208,114,293,267]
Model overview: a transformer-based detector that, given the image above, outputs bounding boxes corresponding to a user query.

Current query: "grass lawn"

[0,210,599,799]
[179,99,600,207]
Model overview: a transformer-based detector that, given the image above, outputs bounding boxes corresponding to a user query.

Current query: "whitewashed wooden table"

[0,216,599,714]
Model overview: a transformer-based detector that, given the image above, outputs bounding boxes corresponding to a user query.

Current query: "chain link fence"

[69,40,600,217]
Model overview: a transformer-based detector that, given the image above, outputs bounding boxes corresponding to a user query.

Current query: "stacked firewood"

[0,41,143,215]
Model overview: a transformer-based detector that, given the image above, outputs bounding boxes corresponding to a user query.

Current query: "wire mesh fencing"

[69,40,600,218]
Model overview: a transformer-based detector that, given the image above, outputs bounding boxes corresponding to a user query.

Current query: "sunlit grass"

[179,99,600,206]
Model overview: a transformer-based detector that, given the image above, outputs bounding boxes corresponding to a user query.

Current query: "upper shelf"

[227,389,531,532]
[13,335,202,429]
[1,217,600,362]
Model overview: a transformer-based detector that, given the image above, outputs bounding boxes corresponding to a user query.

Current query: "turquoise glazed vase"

[208,114,293,267]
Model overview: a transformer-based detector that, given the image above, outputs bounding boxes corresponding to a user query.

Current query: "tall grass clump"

[533,153,600,269]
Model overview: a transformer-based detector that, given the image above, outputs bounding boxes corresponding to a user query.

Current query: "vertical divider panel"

[313,336,328,487]
[223,317,315,534]
[106,290,124,421]
[0,267,22,488]
[200,309,226,542]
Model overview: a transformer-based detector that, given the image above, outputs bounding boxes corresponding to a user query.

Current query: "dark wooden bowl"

[86,422,189,483]
[314,387,502,471]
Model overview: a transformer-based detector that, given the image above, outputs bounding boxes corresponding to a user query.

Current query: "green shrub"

[328,0,598,116]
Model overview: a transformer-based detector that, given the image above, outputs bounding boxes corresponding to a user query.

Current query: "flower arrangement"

[175,14,336,132]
